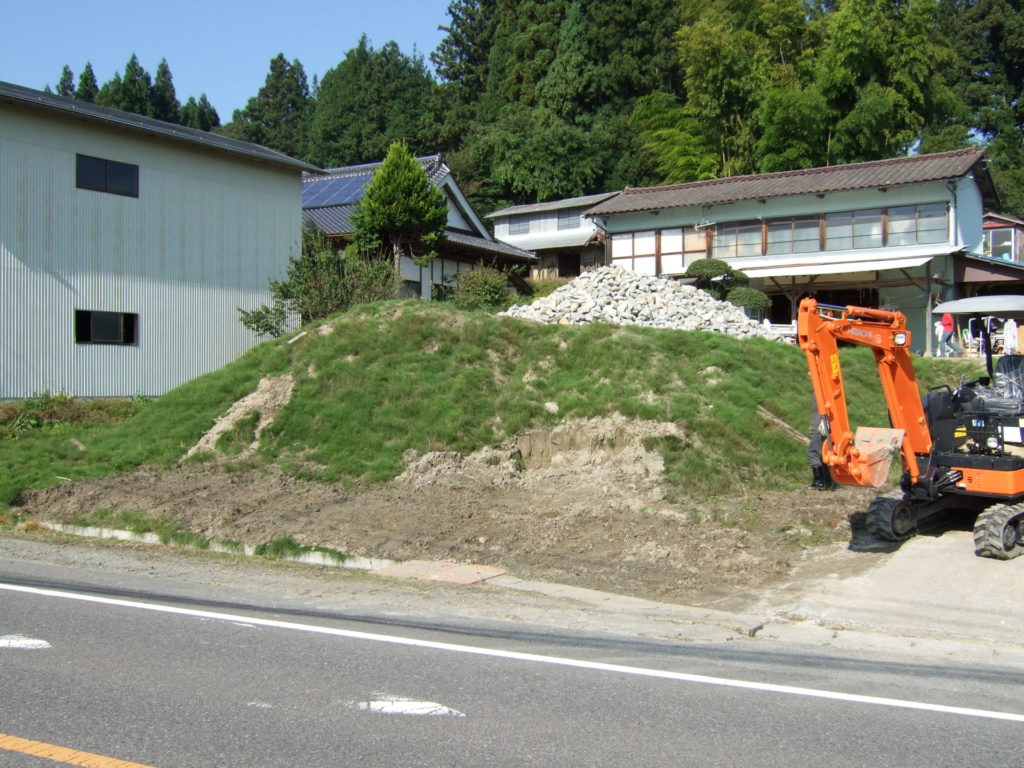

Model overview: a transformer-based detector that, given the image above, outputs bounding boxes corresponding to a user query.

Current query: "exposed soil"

[17,412,879,606]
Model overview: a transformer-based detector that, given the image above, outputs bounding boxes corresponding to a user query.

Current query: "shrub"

[727,286,772,311]
[454,266,513,311]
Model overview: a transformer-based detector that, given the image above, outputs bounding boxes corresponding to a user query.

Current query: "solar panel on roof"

[302,173,373,207]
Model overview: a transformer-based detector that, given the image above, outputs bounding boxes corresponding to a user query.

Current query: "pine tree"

[150,59,181,123]
[97,55,153,116]
[56,65,75,97]
[229,54,311,157]
[429,0,498,150]
[119,54,153,115]
[308,37,437,167]
[350,140,448,268]
[75,63,98,102]
[180,94,221,131]
[96,73,124,110]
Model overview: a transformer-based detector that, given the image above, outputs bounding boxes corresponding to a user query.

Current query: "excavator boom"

[797,298,933,488]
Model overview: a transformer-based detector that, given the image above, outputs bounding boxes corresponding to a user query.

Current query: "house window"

[825,209,882,250]
[558,209,581,230]
[76,154,139,198]
[888,203,948,246]
[612,228,707,276]
[509,215,531,235]
[713,221,762,258]
[659,227,708,274]
[75,310,138,345]
[766,216,820,254]
[985,228,1016,261]
[611,230,657,275]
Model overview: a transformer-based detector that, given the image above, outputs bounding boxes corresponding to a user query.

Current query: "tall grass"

[0,300,983,506]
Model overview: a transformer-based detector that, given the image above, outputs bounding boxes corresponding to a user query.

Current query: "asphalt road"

[2,550,1023,767]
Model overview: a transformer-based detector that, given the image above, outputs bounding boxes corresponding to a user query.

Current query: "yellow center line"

[0,732,158,768]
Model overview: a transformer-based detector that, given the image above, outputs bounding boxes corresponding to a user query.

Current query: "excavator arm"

[797,298,933,488]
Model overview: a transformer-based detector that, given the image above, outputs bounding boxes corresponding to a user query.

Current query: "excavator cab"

[799,295,1024,560]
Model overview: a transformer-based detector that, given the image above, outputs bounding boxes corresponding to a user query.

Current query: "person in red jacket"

[939,312,963,358]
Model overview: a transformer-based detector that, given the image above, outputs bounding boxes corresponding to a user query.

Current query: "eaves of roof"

[445,230,537,261]
[1,80,320,173]
[486,191,619,218]
[586,149,989,216]
[298,214,536,262]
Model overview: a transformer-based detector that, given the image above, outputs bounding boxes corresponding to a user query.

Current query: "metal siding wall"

[1,104,300,398]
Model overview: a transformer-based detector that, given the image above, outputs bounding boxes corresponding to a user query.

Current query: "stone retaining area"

[502,267,768,339]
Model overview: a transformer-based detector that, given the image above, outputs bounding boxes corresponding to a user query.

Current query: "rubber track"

[865,493,915,542]
[974,503,1024,560]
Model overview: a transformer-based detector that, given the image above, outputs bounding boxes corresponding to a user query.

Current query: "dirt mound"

[17,409,876,605]
[397,415,678,506]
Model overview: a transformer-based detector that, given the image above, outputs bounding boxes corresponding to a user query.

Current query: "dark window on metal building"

[75,310,138,345]
[76,154,139,198]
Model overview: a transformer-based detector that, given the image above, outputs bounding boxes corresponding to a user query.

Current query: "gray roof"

[0,80,319,173]
[587,149,991,216]
[486,191,620,218]
[444,230,536,261]
[305,154,449,187]
[303,206,355,235]
[302,155,449,212]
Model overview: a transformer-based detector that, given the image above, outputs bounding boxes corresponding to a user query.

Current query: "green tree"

[75,63,98,102]
[937,0,1024,213]
[350,140,448,271]
[430,0,499,151]
[228,54,311,157]
[56,65,75,97]
[97,54,153,116]
[308,37,437,167]
[239,224,401,337]
[815,0,963,162]
[180,94,221,131]
[150,59,180,123]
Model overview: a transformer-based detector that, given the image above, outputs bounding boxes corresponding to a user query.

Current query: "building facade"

[486,192,617,279]
[1,81,316,398]
[586,149,1020,355]
[303,156,535,299]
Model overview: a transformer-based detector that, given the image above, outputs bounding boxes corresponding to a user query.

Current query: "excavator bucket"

[849,427,905,488]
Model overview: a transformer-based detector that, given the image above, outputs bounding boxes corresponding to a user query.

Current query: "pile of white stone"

[501,267,768,339]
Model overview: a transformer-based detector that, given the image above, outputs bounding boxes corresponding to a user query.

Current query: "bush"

[454,267,513,311]
[727,286,772,311]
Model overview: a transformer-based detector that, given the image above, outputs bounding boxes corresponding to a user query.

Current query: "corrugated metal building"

[1,81,318,398]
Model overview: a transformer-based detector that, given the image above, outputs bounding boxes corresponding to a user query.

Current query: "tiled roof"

[302,206,355,235]
[586,149,988,216]
[302,154,448,190]
[486,191,619,218]
[0,80,319,173]
[445,230,536,261]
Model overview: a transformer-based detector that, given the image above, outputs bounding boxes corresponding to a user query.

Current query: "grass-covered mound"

[0,300,980,508]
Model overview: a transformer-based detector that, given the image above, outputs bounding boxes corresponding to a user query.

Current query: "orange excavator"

[798,295,1024,559]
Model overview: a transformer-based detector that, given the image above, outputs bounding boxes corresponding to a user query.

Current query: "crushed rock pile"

[501,267,768,338]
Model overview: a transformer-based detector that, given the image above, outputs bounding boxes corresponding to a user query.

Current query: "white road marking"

[0,634,51,649]
[349,694,465,717]
[2,582,1022,724]
[246,701,273,709]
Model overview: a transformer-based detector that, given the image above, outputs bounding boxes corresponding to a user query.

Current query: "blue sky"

[3,0,453,121]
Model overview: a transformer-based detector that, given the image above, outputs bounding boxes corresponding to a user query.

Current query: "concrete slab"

[765,531,1024,647]
[370,560,507,585]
